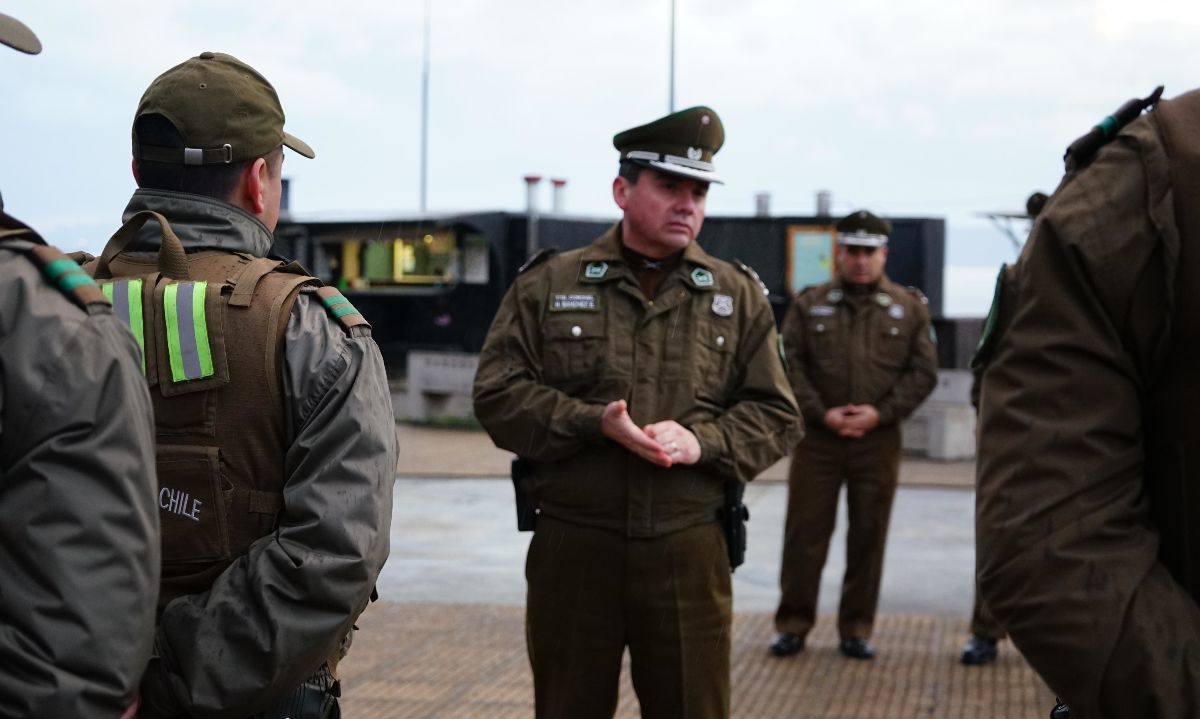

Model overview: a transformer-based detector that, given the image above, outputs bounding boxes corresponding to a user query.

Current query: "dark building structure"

[273,212,971,373]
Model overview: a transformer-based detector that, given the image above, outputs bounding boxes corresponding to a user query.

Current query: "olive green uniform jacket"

[0,209,159,716]
[782,275,938,428]
[113,190,398,718]
[976,100,1200,717]
[473,223,801,537]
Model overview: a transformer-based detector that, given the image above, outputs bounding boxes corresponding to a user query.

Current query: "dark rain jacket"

[473,223,801,537]
[977,90,1200,717]
[0,209,159,716]
[108,190,398,718]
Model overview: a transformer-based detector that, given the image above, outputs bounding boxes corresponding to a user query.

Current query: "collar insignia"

[875,292,893,307]
[691,267,714,288]
[584,261,609,279]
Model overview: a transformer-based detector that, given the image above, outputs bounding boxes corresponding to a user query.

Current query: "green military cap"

[133,51,314,165]
[836,210,891,248]
[0,12,40,55]
[613,105,724,184]
[1025,191,1049,219]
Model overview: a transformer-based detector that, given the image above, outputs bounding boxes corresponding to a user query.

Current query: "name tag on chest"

[551,293,598,311]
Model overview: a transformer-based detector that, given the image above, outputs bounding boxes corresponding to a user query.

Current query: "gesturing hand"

[601,400,672,467]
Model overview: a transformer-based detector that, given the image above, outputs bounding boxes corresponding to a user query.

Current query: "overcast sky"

[3,0,1199,314]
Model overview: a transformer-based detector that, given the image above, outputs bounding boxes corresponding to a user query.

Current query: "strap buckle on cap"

[182,143,233,165]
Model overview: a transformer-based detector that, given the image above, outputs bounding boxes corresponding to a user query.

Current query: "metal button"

[716,335,726,347]
[571,325,582,338]
[816,323,825,332]
[890,327,899,336]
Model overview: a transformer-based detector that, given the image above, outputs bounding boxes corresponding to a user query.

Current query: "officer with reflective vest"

[0,13,160,717]
[86,51,398,718]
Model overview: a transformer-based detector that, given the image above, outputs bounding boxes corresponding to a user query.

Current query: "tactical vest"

[86,210,322,611]
[1144,91,1200,604]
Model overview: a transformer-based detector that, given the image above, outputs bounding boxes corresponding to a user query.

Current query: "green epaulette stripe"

[1097,115,1119,137]
[320,291,361,317]
[164,281,214,383]
[42,257,98,293]
[100,279,147,373]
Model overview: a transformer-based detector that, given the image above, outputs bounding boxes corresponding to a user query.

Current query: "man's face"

[613,167,708,257]
[837,244,888,286]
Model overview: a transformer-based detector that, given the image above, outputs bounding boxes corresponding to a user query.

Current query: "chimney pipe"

[524,174,543,257]
[551,178,567,214]
[816,189,832,218]
[754,191,770,218]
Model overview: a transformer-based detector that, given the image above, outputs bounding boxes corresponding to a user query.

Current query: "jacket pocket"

[541,314,606,386]
[155,444,232,564]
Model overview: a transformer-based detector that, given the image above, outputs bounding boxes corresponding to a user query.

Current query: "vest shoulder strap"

[314,286,371,332]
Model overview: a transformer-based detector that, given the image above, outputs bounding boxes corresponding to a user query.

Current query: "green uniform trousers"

[526,516,731,719]
[775,424,901,641]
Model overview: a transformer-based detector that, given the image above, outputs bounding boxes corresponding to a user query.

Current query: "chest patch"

[809,305,835,317]
[551,293,598,311]
[888,304,905,320]
[711,294,734,317]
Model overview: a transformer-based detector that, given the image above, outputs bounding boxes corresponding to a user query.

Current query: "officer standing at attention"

[473,106,800,718]
[958,190,1049,667]
[977,86,1200,716]
[91,52,397,718]
[0,12,160,717]
[769,211,937,660]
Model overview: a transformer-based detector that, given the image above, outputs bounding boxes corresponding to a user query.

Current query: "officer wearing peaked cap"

[0,13,160,716]
[474,106,800,718]
[770,209,937,661]
[82,51,397,718]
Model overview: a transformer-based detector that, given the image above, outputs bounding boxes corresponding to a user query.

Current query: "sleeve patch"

[316,286,371,331]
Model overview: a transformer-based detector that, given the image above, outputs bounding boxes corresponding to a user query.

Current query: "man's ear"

[242,157,269,214]
[131,158,141,186]
[612,176,630,211]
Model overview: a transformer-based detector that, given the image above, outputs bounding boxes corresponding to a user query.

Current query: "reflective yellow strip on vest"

[164,281,214,382]
[100,279,146,373]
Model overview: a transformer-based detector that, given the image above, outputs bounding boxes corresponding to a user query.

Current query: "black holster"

[718,481,749,572]
[511,457,537,532]
[253,665,341,719]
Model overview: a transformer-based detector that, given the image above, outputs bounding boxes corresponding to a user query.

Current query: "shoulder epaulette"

[519,247,557,274]
[315,286,371,332]
[27,244,109,309]
[734,259,769,296]
[1063,85,1163,171]
[905,285,929,305]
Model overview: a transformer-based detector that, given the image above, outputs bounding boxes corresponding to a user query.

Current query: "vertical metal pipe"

[669,0,676,113]
[420,0,431,212]
[551,178,567,214]
[524,175,542,258]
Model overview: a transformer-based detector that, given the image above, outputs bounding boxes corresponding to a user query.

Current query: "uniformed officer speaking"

[0,13,160,717]
[473,107,800,718]
[770,211,937,661]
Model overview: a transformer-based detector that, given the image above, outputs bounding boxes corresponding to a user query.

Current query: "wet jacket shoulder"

[976,107,1197,717]
[0,219,159,716]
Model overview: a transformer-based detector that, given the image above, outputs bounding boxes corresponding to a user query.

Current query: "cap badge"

[711,294,734,317]
[691,267,714,288]
[875,292,893,307]
[687,146,703,161]
[584,261,609,279]
[889,304,905,319]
